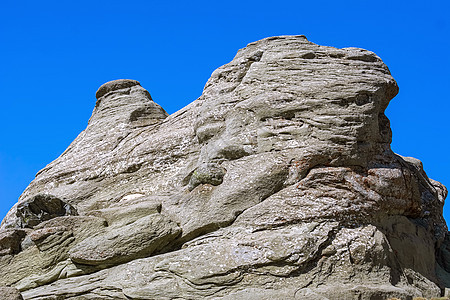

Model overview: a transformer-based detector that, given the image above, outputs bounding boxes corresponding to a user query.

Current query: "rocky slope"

[1,35,449,299]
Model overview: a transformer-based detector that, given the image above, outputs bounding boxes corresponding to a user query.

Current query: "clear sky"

[1,0,449,223]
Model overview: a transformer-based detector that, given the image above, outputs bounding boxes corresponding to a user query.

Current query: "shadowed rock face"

[16,194,77,228]
[0,36,448,299]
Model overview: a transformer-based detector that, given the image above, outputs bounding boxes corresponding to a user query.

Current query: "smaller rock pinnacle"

[95,79,141,99]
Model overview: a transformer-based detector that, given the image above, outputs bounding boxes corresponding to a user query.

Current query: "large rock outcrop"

[0,35,448,299]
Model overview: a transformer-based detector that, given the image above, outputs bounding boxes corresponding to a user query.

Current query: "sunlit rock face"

[0,36,448,300]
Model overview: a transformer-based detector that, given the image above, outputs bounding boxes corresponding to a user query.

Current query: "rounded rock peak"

[96,79,141,99]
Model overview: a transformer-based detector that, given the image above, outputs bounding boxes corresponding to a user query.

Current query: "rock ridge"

[0,35,448,300]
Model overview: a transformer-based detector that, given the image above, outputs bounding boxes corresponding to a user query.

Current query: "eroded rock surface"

[0,287,23,300]
[0,36,448,299]
[16,194,78,229]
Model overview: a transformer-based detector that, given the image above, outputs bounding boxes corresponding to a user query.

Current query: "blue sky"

[1,0,449,223]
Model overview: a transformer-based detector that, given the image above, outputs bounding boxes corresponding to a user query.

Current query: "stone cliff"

[0,35,449,299]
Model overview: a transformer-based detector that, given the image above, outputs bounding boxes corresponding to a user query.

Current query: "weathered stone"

[15,194,77,228]
[187,162,226,190]
[1,35,448,299]
[86,198,162,227]
[69,213,181,266]
[0,229,26,256]
[0,287,24,300]
[0,216,107,290]
[95,79,140,99]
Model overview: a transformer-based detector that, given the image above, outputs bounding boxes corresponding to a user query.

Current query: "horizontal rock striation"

[0,35,448,299]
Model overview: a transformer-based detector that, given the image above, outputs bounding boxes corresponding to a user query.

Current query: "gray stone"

[0,216,107,290]
[0,229,26,256]
[1,35,448,299]
[187,162,226,190]
[15,194,77,228]
[95,79,140,99]
[0,287,23,300]
[69,213,181,266]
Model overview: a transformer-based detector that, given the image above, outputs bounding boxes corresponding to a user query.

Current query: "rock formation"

[0,35,449,299]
